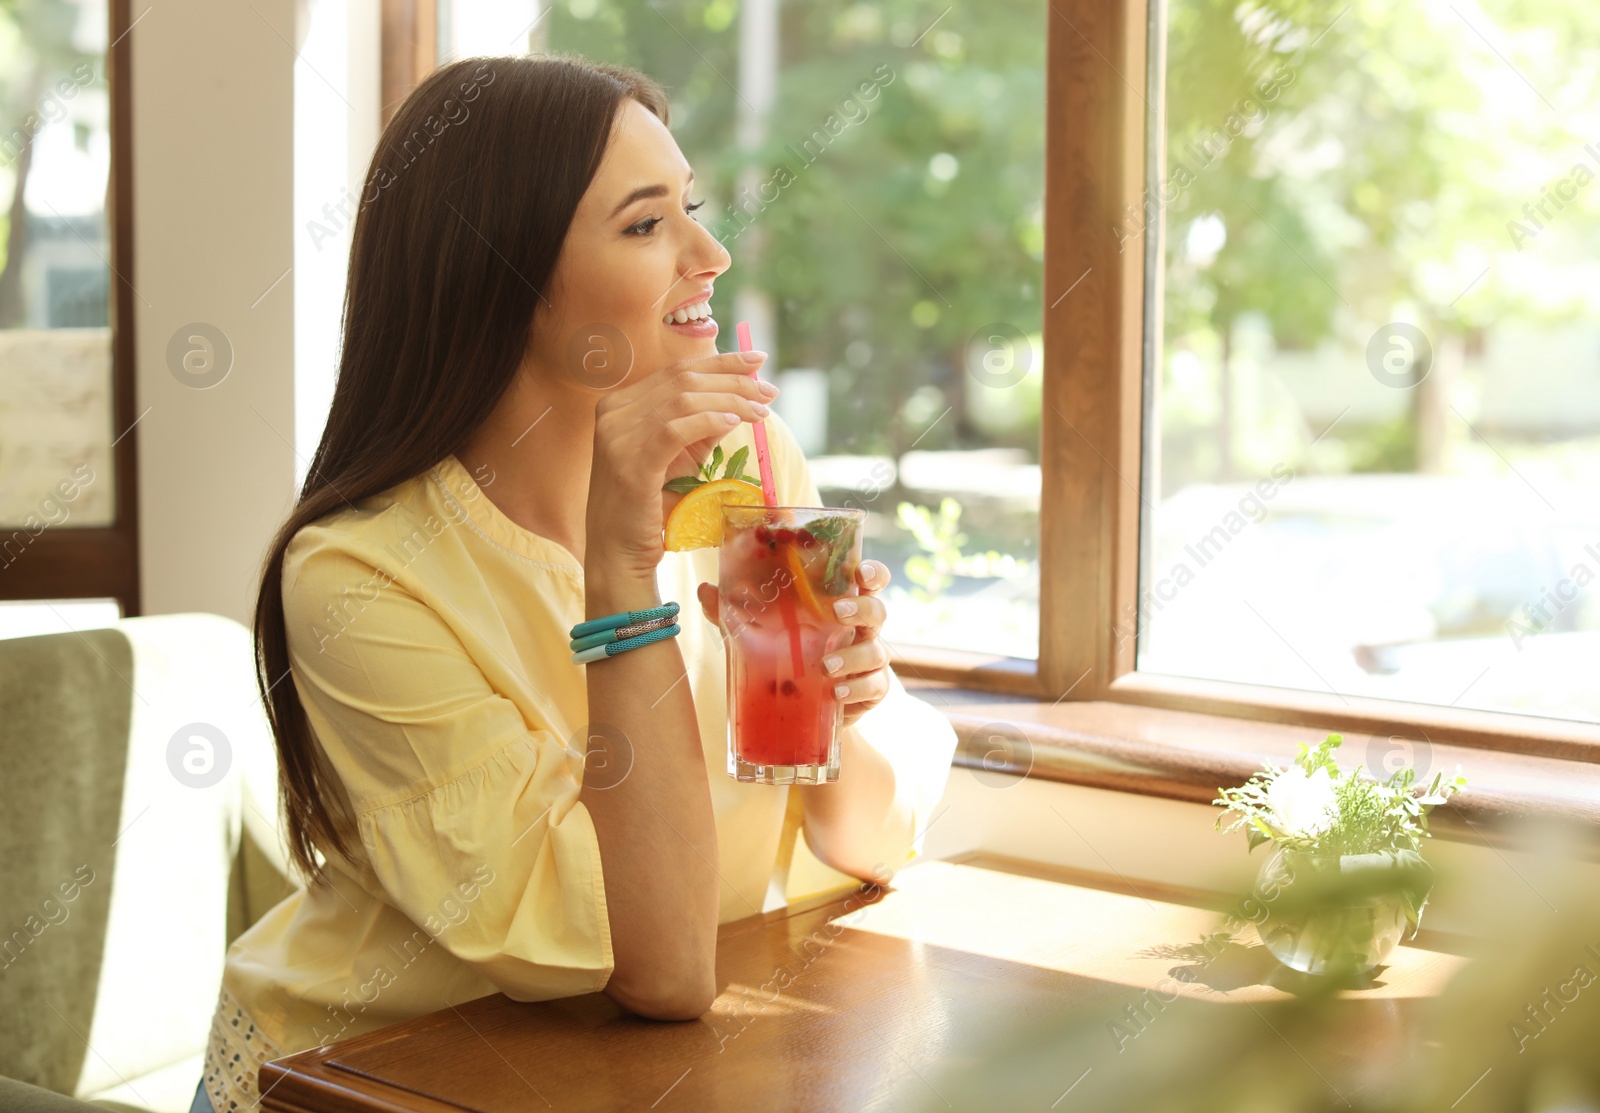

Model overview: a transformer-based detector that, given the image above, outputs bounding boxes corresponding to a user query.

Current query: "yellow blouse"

[201,412,958,1112]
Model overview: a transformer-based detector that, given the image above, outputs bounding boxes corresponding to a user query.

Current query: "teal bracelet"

[570,602,679,640]
[571,623,681,665]
[569,612,677,652]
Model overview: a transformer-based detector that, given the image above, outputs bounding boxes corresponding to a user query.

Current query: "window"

[0,0,139,618]
[406,0,1047,663]
[1144,1,1600,729]
[381,0,1600,759]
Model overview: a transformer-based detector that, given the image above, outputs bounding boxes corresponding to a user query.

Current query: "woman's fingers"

[641,356,773,414]
[652,383,773,457]
[829,591,887,630]
[858,560,891,591]
[626,358,778,477]
[822,636,891,679]
[832,667,890,706]
[661,390,773,423]
[667,406,745,440]
[696,581,721,629]
[587,351,778,572]
[630,406,730,474]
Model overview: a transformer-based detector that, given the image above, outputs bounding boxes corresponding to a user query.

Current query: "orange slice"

[785,544,828,619]
[663,478,766,551]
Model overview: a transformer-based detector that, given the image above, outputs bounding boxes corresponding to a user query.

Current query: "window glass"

[0,0,115,531]
[1145,1,1600,724]
[441,0,1047,659]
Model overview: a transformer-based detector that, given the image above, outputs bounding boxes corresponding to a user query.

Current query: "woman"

[194,54,956,1113]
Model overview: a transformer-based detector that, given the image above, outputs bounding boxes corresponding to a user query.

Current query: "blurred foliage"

[1345,415,1416,474]
[892,496,1025,602]
[1161,0,1600,486]
[553,0,1600,496]
[547,0,1045,458]
[0,0,97,324]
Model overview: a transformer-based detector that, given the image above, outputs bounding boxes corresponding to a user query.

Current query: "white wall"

[134,0,378,624]
[295,0,380,491]
[922,770,1600,939]
[133,0,298,623]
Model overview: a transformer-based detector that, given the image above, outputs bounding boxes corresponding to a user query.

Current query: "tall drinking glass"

[719,505,867,784]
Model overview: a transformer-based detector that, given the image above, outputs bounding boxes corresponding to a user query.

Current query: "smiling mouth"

[664,300,713,325]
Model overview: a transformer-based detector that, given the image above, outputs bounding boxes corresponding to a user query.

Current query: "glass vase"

[1252,846,1414,976]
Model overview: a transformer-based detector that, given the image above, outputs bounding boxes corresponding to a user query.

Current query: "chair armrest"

[0,1076,106,1113]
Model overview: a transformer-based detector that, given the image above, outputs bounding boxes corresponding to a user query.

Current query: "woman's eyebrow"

[608,170,695,219]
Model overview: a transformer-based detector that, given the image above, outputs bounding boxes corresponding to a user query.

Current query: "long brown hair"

[255,55,669,883]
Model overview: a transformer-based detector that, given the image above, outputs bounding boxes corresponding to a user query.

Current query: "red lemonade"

[719,506,866,783]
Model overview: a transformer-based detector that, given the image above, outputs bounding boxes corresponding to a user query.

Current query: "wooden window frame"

[0,0,141,617]
[373,0,1600,769]
[381,0,437,126]
[889,0,1600,769]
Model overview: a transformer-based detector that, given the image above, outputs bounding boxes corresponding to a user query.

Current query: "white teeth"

[665,300,712,325]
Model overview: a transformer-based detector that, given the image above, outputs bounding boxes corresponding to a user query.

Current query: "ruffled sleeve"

[281,525,612,1001]
[763,414,960,867]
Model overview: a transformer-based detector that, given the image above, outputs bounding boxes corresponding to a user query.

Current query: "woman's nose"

[686,217,732,279]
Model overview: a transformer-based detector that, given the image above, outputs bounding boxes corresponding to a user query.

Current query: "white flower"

[1266,766,1339,838]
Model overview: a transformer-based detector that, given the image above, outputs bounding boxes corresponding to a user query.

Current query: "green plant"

[1215,734,1466,938]
[1213,734,1466,857]
[894,497,1025,603]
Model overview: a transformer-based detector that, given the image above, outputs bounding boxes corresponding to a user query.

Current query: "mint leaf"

[704,446,724,482]
[663,475,706,494]
[823,550,846,594]
[723,445,750,481]
[821,519,859,594]
[806,515,850,544]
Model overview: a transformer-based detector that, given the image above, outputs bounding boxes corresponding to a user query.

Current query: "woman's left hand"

[821,559,893,728]
[695,559,894,729]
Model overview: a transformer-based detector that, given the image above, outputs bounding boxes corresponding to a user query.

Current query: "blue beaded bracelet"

[570,601,679,640]
[571,622,681,665]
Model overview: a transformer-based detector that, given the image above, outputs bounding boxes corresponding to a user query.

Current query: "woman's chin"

[662,338,721,364]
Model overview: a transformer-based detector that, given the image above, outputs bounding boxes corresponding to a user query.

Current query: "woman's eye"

[626,200,703,236]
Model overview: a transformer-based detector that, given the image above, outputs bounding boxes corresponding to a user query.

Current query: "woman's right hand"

[586,350,777,581]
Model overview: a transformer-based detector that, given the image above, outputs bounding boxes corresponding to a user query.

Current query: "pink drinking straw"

[736,321,806,677]
[736,321,778,508]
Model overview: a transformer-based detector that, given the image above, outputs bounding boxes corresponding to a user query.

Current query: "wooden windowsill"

[887,645,1600,764]
[901,680,1600,856]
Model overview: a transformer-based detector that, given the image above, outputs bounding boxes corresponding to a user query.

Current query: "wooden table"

[259,856,1468,1112]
